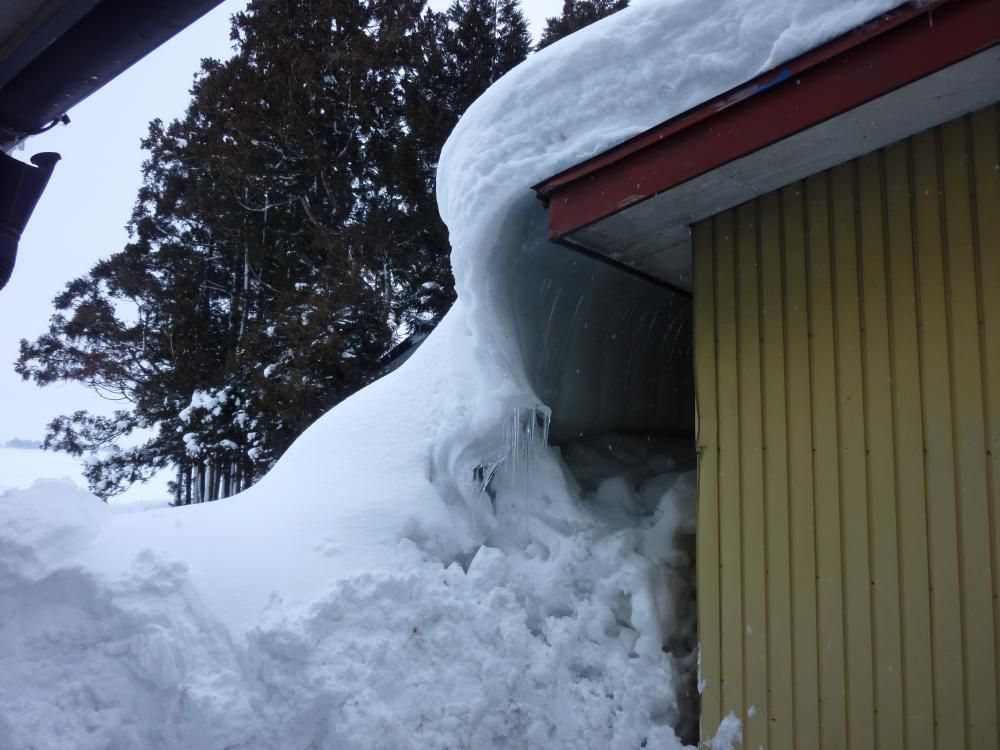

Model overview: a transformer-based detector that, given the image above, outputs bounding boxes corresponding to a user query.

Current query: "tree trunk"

[174,466,183,506]
[211,460,222,501]
[193,463,202,504]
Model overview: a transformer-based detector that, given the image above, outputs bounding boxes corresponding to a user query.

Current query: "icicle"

[501,405,551,499]
[473,405,551,520]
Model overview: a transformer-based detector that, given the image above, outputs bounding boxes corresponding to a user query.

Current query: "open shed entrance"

[523,245,700,743]
[485,192,700,741]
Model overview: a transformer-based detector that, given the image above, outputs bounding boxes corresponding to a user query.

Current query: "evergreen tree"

[17,0,533,503]
[536,0,628,51]
[439,1,531,116]
[395,0,530,320]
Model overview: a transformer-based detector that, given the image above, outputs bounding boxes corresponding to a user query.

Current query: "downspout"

[0,150,60,291]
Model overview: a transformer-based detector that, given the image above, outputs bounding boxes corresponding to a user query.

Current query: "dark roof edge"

[0,0,225,149]
[0,0,104,90]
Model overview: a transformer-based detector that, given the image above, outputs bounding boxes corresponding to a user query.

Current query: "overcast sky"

[0,0,565,442]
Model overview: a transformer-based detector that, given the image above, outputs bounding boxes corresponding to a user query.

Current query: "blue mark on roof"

[752,68,793,95]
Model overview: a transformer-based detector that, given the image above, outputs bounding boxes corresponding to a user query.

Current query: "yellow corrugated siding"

[694,104,1000,749]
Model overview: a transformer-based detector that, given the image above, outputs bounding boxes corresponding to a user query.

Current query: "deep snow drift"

[0,1,906,748]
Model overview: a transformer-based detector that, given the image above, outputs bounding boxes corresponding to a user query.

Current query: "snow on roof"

[439,0,906,297]
[432,3,908,437]
[0,2,908,747]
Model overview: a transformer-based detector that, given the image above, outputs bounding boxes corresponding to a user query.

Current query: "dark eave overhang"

[0,0,224,149]
[533,0,1000,246]
[0,1,104,91]
[0,0,225,293]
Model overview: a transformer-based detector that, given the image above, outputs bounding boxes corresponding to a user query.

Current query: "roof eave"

[0,0,225,149]
[534,0,998,242]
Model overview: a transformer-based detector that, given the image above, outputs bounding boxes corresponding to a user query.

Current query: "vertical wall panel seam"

[799,180,823,750]
[977,104,1000,747]
[881,145,909,744]
[907,135,937,750]
[710,215,724,738]
[712,216,724,715]
[968,109,1000,737]
[936,125,971,750]
[754,196,772,750]
[733,206,749,727]
[716,219,723,731]
[803,175,824,750]
[827,167,852,748]
[853,156,879,747]
[697,223,705,736]
[992,103,1000,746]
[779,189,798,746]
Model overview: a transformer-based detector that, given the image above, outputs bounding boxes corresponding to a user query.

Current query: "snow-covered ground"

[0,445,172,510]
[0,367,700,749]
[0,1,906,747]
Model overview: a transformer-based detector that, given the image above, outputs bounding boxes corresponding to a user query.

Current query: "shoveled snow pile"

[1,422,697,749]
[0,1,906,748]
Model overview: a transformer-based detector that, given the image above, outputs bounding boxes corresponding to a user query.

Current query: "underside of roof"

[0,0,223,149]
[0,0,225,294]
[534,0,1000,294]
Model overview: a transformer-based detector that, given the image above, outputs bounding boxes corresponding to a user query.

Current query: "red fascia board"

[533,0,945,196]
[535,0,999,240]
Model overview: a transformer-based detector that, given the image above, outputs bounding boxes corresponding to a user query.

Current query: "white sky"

[0,0,564,442]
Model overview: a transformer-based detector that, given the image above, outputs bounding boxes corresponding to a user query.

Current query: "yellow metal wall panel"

[780,183,820,747]
[692,222,722,740]
[804,170,850,750]
[758,188,794,750]
[735,200,768,750]
[968,105,1000,737]
[856,150,906,749]
[694,104,1000,749]
[883,138,935,750]
[830,161,876,750]
[941,116,998,748]
[713,210,745,723]
[911,126,967,749]
[780,182,821,750]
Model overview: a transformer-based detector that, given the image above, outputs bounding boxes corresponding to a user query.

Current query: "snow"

[179,387,229,422]
[708,713,743,750]
[0,446,91,493]
[0,1,907,747]
[0,446,171,509]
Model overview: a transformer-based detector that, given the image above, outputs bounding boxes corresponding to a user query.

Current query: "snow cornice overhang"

[533,0,1000,243]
